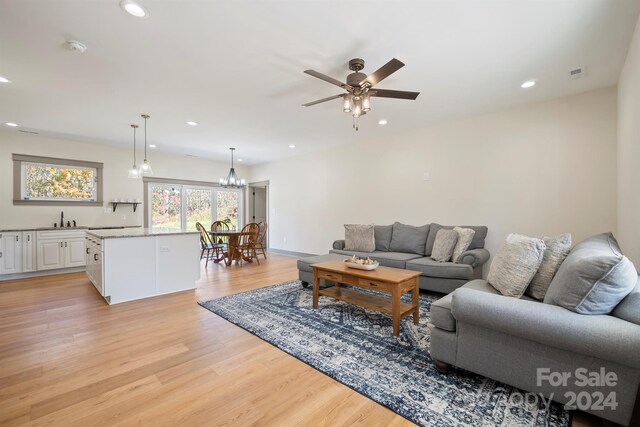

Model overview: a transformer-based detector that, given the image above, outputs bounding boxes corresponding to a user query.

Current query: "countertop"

[86,228,199,239]
[0,226,142,232]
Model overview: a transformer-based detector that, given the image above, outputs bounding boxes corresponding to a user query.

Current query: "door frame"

[247,180,269,248]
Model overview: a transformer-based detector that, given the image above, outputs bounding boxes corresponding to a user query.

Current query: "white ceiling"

[1,0,638,164]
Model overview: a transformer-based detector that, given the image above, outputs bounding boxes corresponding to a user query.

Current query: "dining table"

[209,229,253,266]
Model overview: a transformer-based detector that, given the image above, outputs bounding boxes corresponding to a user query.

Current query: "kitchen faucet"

[60,211,64,228]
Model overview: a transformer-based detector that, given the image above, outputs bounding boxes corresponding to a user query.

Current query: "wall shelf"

[110,202,141,212]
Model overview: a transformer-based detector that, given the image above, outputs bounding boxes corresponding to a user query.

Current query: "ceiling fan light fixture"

[362,94,371,112]
[343,94,352,113]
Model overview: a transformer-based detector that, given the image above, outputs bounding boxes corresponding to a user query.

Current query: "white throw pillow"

[487,233,546,297]
[525,233,572,301]
[431,229,459,262]
[344,224,375,253]
[451,227,476,263]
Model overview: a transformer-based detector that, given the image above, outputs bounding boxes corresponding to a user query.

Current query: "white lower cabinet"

[36,230,86,271]
[0,232,23,274]
[22,231,36,272]
[37,240,64,271]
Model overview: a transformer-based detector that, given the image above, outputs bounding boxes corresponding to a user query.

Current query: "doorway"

[248,181,268,248]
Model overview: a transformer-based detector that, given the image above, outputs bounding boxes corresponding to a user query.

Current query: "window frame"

[143,177,244,232]
[12,154,103,206]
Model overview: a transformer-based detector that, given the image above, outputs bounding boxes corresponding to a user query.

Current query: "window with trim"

[13,154,103,205]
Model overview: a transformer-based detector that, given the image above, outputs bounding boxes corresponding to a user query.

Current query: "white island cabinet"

[85,229,200,304]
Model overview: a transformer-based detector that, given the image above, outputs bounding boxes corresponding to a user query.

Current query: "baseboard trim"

[268,248,317,258]
[0,267,86,281]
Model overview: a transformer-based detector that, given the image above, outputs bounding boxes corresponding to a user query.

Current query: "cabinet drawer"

[358,278,389,291]
[318,270,342,282]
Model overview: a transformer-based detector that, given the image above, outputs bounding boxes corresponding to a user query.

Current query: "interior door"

[0,232,23,274]
[65,238,86,267]
[37,240,64,271]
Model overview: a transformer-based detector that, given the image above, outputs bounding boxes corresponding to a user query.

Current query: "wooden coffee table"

[311,259,421,336]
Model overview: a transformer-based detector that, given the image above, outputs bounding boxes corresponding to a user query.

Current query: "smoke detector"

[66,40,87,54]
[569,66,585,80]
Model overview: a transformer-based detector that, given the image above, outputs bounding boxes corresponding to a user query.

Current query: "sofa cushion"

[406,257,474,280]
[297,253,348,273]
[544,233,638,315]
[374,224,393,252]
[525,233,572,301]
[431,229,459,262]
[430,279,504,332]
[451,227,476,263]
[612,278,640,325]
[389,222,430,255]
[487,234,546,298]
[426,224,488,255]
[344,224,375,252]
[329,249,422,269]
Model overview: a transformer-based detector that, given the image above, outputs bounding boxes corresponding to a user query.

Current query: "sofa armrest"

[458,248,490,268]
[451,288,640,368]
[333,240,345,250]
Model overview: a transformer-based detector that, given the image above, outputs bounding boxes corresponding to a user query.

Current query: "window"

[13,154,103,205]
[145,179,242,232]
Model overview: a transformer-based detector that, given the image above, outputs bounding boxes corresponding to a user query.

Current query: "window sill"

[13,200,103,206]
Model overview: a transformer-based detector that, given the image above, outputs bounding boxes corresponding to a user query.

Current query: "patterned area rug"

[198,281,569,427]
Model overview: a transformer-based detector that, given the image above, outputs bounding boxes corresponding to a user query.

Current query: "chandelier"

[219,148,245,188]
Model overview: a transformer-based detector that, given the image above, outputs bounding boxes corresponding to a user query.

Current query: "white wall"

[249,87,618,263]
[618,16,640,266]
[0,131,248,229]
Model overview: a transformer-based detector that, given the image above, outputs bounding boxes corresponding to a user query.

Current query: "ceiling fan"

[302,58,420,130]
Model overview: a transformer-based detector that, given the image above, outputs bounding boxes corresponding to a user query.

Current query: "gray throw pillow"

[451,227,475,263]
[525,233,572,301]
[374,224,393,252]
[544,233,638,315]
[487,234,546,298]
[344,224,375,253]
[389,222,430,255]
[612,279,640,325]
[431,229,459,262]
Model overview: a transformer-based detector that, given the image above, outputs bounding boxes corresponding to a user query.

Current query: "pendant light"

[139,114,153,175]
[219,148,245,188]
[127,124,140,179]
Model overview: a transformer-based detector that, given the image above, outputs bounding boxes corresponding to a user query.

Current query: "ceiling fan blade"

[304,70,352,90]
[359,58,405,88]
[302,94,344,107]
[370,89,420,100]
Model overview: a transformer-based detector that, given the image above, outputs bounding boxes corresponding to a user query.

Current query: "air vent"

[569,67,585,79]
[18,130,39,134]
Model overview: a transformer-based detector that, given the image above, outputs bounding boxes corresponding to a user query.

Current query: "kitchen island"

[85,228,200,304]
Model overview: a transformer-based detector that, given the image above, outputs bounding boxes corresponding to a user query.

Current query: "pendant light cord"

[144,116,147,160]
[132,125,137,165]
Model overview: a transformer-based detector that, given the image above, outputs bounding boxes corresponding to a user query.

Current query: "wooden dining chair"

[196,222,215,267]
[256,222,268,260]
[238,222,261,265]
[211,220,230,260]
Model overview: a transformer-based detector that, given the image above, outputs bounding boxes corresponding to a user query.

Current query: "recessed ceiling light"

[5,122,18,127]
[521,80,536,89]
[289,144,296,148]
[237,158,243,162]
[119,0,148,18]
[0,76,10,83]
[186,121,198,126]
[378,119,388,125]
[149,144,156,148]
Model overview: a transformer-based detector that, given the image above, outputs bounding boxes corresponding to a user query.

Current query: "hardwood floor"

[0,254,607,426]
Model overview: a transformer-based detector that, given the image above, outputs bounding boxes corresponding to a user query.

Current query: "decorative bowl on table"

[343,255,379,270]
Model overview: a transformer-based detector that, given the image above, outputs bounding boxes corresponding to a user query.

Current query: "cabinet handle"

[65,242,67,247]
[61,242,63,248]
[16,236,19,242]
[27,235,30,242]
[86,248,90,254]
[94,254,99,261]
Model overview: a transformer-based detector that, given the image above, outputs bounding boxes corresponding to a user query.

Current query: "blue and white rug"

[198,280,569,426]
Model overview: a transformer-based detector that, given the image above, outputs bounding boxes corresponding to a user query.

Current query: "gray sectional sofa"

[429,234,640,426]
[299,222,490,294]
